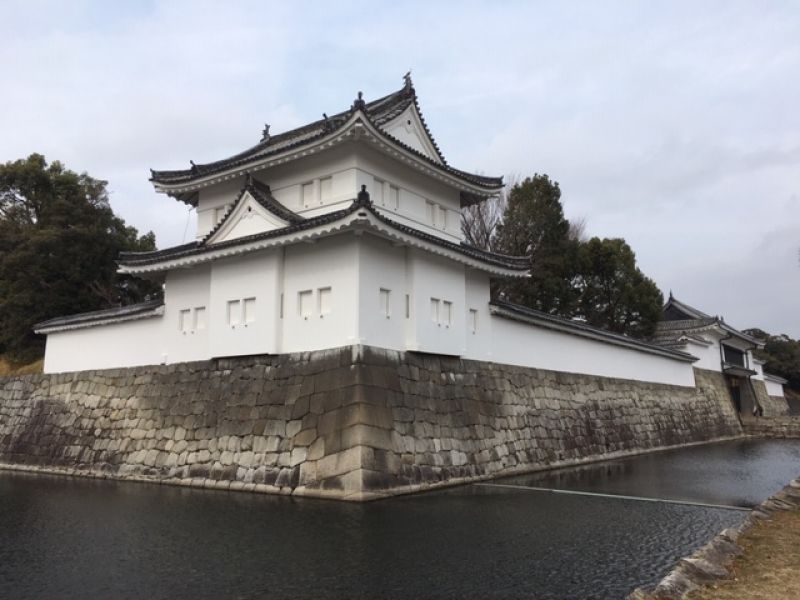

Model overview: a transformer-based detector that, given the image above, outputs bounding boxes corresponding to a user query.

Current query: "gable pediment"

[206,191,290,245]
[380,105,444,164]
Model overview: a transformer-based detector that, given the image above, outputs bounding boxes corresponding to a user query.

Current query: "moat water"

[1,439,799,600]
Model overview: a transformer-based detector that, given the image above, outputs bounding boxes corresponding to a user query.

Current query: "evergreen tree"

[0,154,159,362]
[494,174,580,315]
[745,328,800,392]
[574,237,663,338]
[487,173,663,338]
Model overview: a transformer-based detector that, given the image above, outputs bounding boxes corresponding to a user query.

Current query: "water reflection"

[1,439,798,600]
[500,438,800,507]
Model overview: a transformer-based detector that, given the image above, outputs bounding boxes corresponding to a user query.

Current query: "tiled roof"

[149,78,502,193]
[119,188,529,271]
[34,299,164,333]
[654,300,762,347]
[200,176,301,244]
[655,317,719,332]
[663,295,712,320]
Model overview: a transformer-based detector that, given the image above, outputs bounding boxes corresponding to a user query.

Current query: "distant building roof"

[652,294,763,348]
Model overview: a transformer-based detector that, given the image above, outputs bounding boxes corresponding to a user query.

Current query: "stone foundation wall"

[0,346,743,500]
[752,380,790,416]
[742,416,800,439]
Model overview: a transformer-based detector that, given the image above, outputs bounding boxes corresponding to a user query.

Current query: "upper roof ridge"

[147,75,504,197]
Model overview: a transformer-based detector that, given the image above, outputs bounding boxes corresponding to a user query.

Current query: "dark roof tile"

[149,80,501,193]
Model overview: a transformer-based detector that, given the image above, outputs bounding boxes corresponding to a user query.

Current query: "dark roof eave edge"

[118,200,529,272]
[490,301,698,363]
[149,105,502,192]
[34,301,165,333]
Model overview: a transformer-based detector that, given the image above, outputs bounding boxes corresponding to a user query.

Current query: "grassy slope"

[0,355,44,376]
[688,509,800,600]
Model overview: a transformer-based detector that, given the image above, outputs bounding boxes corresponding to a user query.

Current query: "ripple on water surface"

[0,470,746,600]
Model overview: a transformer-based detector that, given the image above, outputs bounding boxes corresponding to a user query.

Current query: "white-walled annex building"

[33,76,785,400]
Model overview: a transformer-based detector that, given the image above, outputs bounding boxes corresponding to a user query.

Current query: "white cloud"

[1,0,798,335]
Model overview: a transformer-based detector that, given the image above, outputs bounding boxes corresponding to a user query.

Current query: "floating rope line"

[474,482,751,512]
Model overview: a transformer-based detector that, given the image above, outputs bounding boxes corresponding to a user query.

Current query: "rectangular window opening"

[425,200,435,224]
[430,298,440,323]
[405,294,410,319]
[319,177,332,204]
[379,288,391,318]
[443,300,453,327]
[318,287,332,316]
[226,300,241,327]
[194,306,206,331]
[178,309,191,333]
[298,290,313,319]
[389,185,400,210]
[243,297,256,324]
[373,178,385,205]
[279,293,284,319]
[213,205,229,225]
[301,182,314,208]
[469,309,478,334]
[437,206,447,230]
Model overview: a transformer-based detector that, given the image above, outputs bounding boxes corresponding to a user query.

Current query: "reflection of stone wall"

[742,417,800,438]
[751,379,790,416]
[0,347,743,501]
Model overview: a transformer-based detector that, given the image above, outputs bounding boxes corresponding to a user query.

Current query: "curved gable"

[206,190,290,245]
[381,104,444,164]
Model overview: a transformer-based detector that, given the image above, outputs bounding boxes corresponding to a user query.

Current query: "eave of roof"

[722,364,758,377]
[34,300,164,334]
[661,295,763,347]
[663,295,712,320]
[490,301,698,363]
[655,316,762,347]
[149,81,502,201]
[118,190,528,276]
[764,372,788,384]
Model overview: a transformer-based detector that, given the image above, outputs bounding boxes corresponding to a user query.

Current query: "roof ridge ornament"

[351,91,366,111]
[356,184,372,207]
[403,70,413,92]
[261,124,270,143]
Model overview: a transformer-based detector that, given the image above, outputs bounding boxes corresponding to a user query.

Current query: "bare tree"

[461,174,517,250]
[568,216,588,243]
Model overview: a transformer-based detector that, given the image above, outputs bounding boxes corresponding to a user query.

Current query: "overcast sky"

[2,1,798,336]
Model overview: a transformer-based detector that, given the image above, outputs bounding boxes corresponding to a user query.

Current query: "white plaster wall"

[280,235,359,353]
[356,236,407,351]
[486,316,697,387]
[355,148,463,241]
[752,359,765,380]
[209,251,282,358]
[405,249,466,356]
[187,145,467,249]
[687,336,724,371]
[765,378,785,397]
[163,266,212,363]
[42,317,164,373]
[464,269,492,361]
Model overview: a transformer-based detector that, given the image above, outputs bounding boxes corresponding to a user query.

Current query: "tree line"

[463,174,662,338]
[0,154,159,363]
[1,153,797,396]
